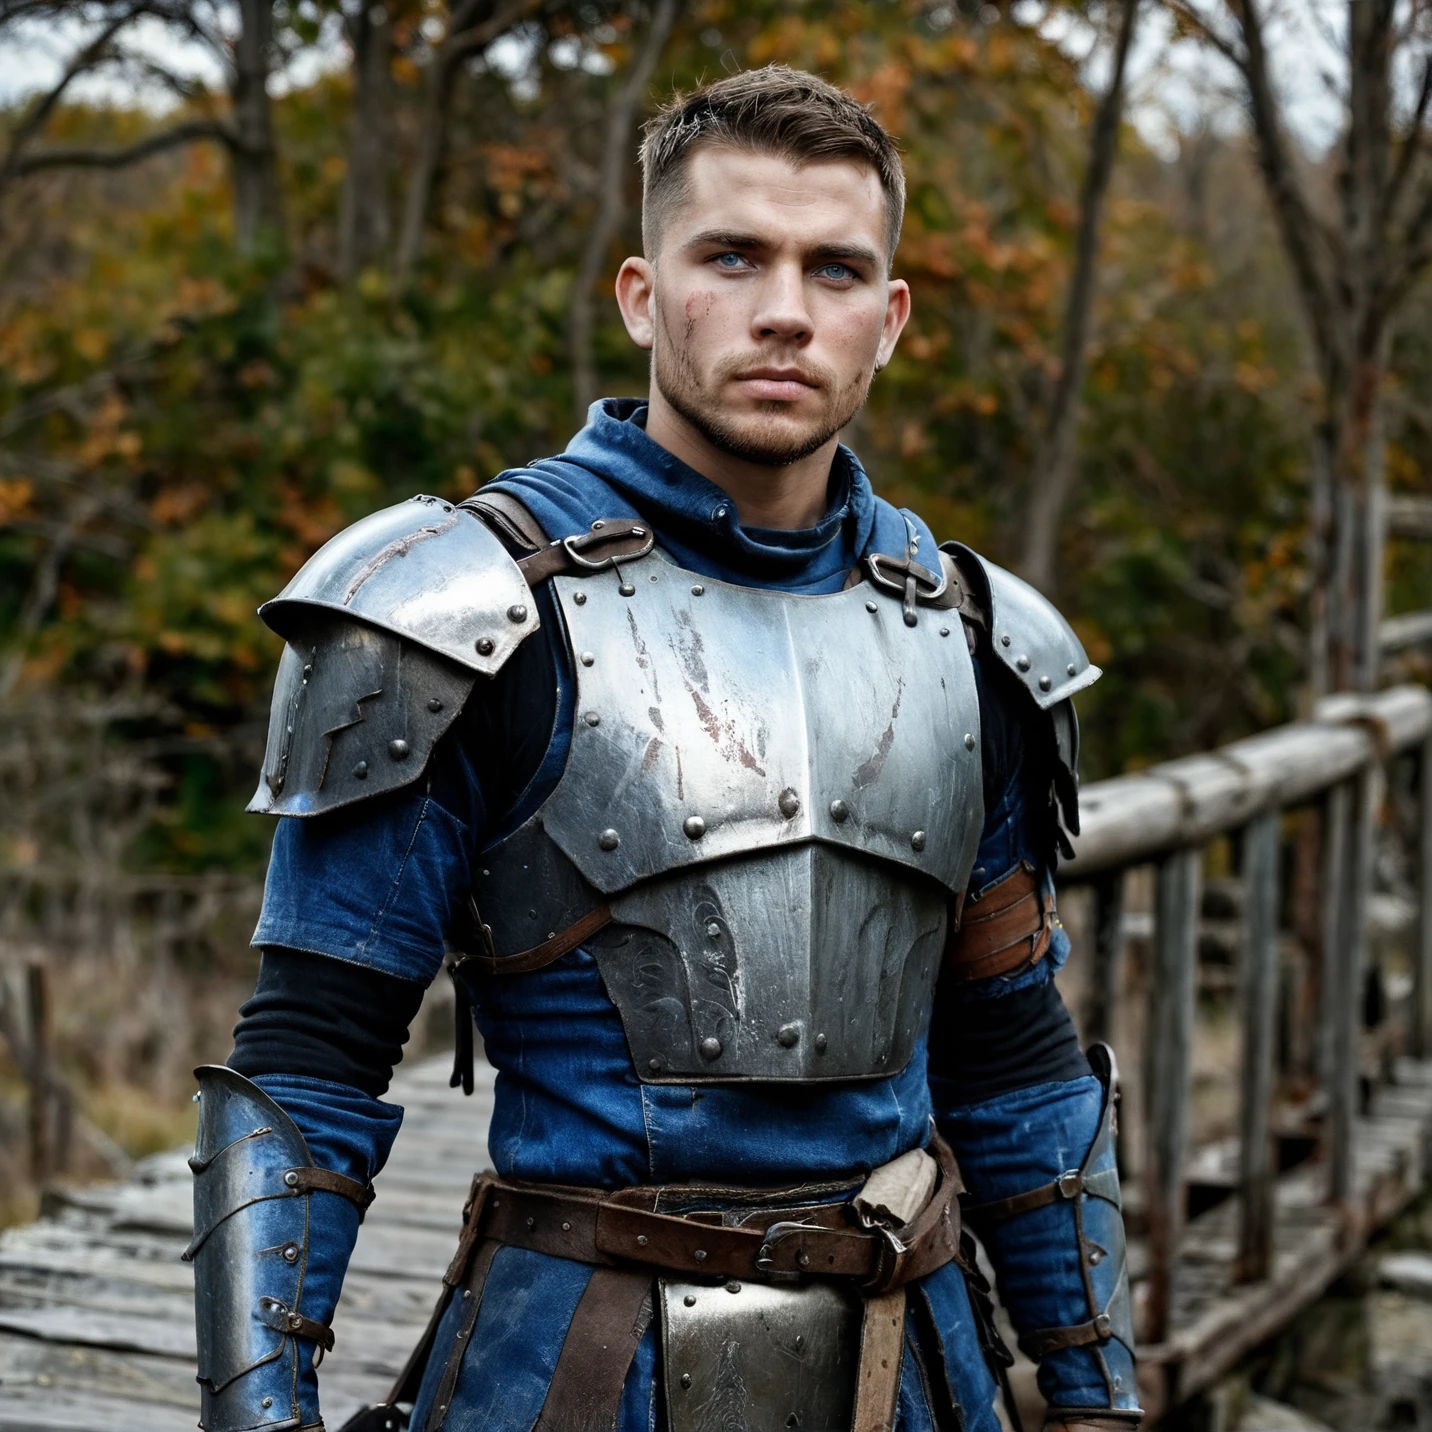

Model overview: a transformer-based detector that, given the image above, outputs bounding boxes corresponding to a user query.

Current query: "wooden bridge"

[5,686,1432,1428]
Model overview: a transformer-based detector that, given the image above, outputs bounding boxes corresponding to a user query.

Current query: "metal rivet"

[574,591,587,605]
[584,711,601,727]
[683,815,706,840]
[681,1372,693,1387]
[598,829,620,851]
[691,584,705,596]
[1039,675,1052,691]
[284,1171,300,1187]
[726,1281,741,1294]
[648,1058,662,1072]
[964,732,976,751]
[865,600,878,614]
[829,799,850,823]
[911,830,927,852]
[282,1243,299,1263]
[388,739,410,760]
[592,520,605,530]
[526,1216,535,1230]
[649,573,659,583]
[1016,654,1031,672]
[798,1252,811,1267]
[562,1221,571,1232]
[262,1398,273,1409]
[462,1288,472,1299]
[476,636,495,655]
[580,651,595,666]
[940,626,950,637]
[302,664,313,678]
[272,775,285,792]
[698,1036,722,1060]
[815,1033,828,1053]
[683,1295,696,1308]
[1068,662,1077,676]
[428,698,443,712]
[706,922,721,938]
[633,527,646,537]
[507,604,528,623]
[1095,1313,1112,1338]
[795,1335,804,1351]
[777,1023,800,1048]
[353,760,369,778]
[1000,633,1011,647]
[715,506,728,519]
[693,1248,708,1261]
[619,581,636,596]
[636,1234,649,1247]
[778,789,800,819]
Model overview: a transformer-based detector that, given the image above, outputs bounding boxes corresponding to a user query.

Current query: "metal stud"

[911,830,927,852]
[476,636,495,656]
[964,733,976,751]
[562,1221,571,1232]
[353,761,369,779]
[683,815,706,840]
[619,581,636,597]
[272,775,285,793]
[681,1373,693,1388]
[1068,662,1077,676]
[865,600,878,614]
[1039,675,1052,691]
[637,1234,648,1245]
[428,698,443,712]
[580,651,595,666]
[777,1023,800,1048]
[284,1171,300,1187]
[507,603,528,623]
[648,1057,662,1072]
[1016,654,1031,672]
[691,584,705,596]
[706,922,721,938]
[698,1036,722,1060]
[598,828,620,851]
[592,520,606,530]
[778,789,801,819]
[388,739,410,760]
[726,1281,741,1294]
[814,1033,828,1053]
[684,1295,696,1308]
[693,1248,708,1261]
[262,1398,274,1410]
[302,664,313,678]
[525,1216,535,1230]
[574,591,587,605]
[584,711,601,727]
[829,799,850,823]
[940,626,950,637]
[282,1243,299,1263]
[649,573,659,583]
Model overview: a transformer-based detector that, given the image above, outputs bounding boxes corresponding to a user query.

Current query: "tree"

[1167,0,1432,693]
[336,0,395,279]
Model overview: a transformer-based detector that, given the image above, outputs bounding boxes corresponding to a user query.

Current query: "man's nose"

[751,263,813,343]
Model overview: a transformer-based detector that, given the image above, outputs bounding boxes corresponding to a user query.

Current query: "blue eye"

[713,252,749,269]
[815,263,855,281]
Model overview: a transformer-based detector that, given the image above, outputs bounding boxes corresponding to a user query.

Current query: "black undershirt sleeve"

[228,948,427,1098]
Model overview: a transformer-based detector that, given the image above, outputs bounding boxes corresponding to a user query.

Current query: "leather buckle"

[863,553,948,627]
[560,520,655,571]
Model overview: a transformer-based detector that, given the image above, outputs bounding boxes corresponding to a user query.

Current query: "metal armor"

[185,1066,374,1431]
[248,497,1098,1086]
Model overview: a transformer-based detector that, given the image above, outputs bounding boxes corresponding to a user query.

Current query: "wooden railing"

[1060,684,1432,1392]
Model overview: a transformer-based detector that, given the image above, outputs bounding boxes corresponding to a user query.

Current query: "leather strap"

[425,1237,501,1432]
[963,1169,1084,1228]
[457,903,613,978]
[1017,1311,1115,1362]
[256,1296,335,1353]
[852,1288,906,1432]
[286,1165,375,1214]
[464,490,549,553]
[533,1267,654,1432]
[945,861,1055,982]
[515,521,654,586]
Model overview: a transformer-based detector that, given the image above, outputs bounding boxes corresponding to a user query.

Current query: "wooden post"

[1085,869,1125,1048]
[1237,810,1281,1281]
[1144,846,1201,1343]
[1415,734,1432,1058]
[26,962,50,1184]
[1328,770,1376,1204]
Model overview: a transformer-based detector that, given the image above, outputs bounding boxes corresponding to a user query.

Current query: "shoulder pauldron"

[248,495,539,817]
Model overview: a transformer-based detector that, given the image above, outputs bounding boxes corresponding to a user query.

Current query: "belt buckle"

[561,523,655,571]
[863,553,948,628]
[862,1222,907,1295]
[754,1218,818,1281]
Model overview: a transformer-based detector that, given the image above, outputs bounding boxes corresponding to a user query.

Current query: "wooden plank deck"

[3,1051,1432,1429]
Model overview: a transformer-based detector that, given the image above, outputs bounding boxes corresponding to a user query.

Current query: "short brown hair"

[638,64,906,265]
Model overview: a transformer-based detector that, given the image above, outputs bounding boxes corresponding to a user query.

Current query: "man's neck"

[643,388,836,531]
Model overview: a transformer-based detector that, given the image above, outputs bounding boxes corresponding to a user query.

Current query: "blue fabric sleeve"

[940,1076,1134,1413]
[248,1073,405,1421]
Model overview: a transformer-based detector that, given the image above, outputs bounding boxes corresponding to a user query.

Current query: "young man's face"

[618,147,910,467]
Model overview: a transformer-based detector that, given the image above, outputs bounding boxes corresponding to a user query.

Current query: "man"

[187,65,1140,1432]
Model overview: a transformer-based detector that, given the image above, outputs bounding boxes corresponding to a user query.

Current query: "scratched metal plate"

[660,1278,862,1432]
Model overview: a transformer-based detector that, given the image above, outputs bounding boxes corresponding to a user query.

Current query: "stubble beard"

[651,300,875,469]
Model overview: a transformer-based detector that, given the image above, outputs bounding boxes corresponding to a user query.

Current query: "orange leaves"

[0,479,34,526]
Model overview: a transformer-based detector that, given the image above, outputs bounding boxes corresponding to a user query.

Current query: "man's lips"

[732,368,821,401]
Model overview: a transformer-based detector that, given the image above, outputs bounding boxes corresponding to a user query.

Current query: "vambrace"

[959,1046,1141,1424]
[184,1066,374,1432]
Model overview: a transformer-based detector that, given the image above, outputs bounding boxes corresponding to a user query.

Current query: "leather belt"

[945,859,1055,981]
[467,1137,965,1297]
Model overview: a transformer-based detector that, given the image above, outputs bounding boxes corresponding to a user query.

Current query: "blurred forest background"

[2,0,1432,1218]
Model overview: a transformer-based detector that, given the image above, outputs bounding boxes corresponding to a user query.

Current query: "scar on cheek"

[684,291,717,320]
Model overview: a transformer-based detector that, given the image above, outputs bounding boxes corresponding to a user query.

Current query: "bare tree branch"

[11,117,238,177]
[1384,53,1432,226]
[569,0,680,423]
[1018,0,1140,592]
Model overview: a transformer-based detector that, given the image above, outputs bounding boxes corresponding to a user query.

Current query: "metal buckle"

[560,522,655,572]
[863,553,948,628]
[754,1217,819,1277]
[862,1223,907,1294]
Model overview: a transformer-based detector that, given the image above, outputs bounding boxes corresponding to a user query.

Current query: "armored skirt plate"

[544,551,984,899]
[660,1277,863,1432]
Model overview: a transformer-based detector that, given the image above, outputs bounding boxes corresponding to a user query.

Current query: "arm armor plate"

[942,543,1099,837]
[184,1066,373,1432]
[247,495,538,818]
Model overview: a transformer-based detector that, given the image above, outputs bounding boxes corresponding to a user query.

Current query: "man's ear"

[615,257,655,350]
[876,277,912,369]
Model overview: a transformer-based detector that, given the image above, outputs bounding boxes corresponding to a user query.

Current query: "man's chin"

[698,410,840,468]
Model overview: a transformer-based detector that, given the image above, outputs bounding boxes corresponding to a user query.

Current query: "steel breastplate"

[473,549,984,1084]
